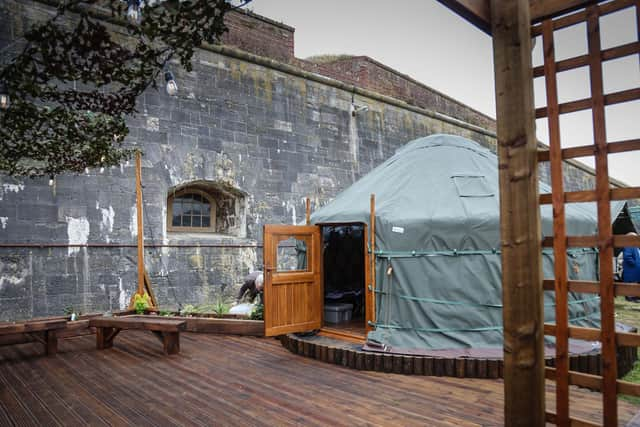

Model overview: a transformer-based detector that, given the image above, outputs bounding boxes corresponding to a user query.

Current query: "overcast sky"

[248,1,639,186]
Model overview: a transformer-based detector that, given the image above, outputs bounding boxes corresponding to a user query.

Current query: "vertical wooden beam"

[369,194,376,331]
[542,19,570,425]
[306,197,311,225]
[143,271,158,307]
[586,6,617,425]
[136,151,145,297]
[364,223,373,333]
[491,1,545,425]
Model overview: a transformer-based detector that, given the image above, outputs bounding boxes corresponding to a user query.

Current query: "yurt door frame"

[263,223,375,339]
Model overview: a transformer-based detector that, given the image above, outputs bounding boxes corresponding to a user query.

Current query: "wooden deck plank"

[0,332,637,426]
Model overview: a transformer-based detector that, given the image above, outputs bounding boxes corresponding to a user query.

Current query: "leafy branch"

[0,0,236,177]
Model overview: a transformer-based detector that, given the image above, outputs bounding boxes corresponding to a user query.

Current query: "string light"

[164,71,178,96]
[0,81,10,110]
[127,0,141,25]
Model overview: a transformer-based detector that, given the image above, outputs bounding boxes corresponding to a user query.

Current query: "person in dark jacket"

[623,232,640,302]
[236,271,264,304]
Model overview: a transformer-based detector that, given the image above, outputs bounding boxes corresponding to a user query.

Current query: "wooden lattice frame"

[532,1,640,425]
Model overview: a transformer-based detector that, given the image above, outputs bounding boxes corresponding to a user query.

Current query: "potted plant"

[133,292,151,315]
[64,305,81,321]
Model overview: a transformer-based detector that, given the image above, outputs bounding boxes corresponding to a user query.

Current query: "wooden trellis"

[438,0,640,425]
[532,1,640,425]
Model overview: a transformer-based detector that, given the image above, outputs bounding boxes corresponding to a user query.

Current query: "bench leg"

[45,330,58,355]
[162,332,180,355]
[96,327,119,350]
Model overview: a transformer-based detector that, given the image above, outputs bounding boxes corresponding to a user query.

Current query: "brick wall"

[221,10,495,132]
[222,9,295,63]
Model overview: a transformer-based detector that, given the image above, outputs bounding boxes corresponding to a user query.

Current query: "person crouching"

[236,271,264,305]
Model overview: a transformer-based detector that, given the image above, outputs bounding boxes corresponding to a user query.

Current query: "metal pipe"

[0,243,264,249]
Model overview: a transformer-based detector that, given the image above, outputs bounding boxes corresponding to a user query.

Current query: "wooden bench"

[0,319,67,355]
[89,316,186,355]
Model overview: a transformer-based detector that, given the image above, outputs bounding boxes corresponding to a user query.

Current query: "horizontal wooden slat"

[546,366,602,389]
[531,0,637,35]
[537,138,640,162]
[614,235,640,248]
[536,88,640,118]
[544,324,600,341]
[547,368,640,398]
[545,411,600,427]
[89,316,186,332]
[618,380,640,397]
[545,324,640,347]
[539,190,593,204]
[0,319,67,335]
[539,186,640,204]
[542,235,640,248]
[543,279,640,297]
[533,41,640,78]
[617,331,640,347]
[608,138,640,155]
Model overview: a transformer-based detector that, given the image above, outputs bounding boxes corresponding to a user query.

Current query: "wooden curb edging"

[280,333,637,379]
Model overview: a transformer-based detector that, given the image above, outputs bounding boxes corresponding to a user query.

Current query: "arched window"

[167,189,216,232]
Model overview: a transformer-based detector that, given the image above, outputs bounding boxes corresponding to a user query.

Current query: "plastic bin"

[324,303,353,323]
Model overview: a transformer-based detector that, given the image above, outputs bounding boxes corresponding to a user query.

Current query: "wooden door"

[263,224,322,336]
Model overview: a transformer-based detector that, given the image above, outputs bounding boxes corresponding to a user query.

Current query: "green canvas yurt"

[311,134,626,356]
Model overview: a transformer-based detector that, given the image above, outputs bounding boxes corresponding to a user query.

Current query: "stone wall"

[0,1,630,320]
[0,1,496,320]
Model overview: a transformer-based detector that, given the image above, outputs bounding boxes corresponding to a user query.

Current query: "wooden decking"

[0,332,638,426]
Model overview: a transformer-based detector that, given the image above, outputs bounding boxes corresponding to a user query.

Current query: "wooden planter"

[143,312,264,336]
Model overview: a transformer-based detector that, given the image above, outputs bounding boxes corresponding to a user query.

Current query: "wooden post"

[306,197,311,225]
[370,194,376,328]
[586,6,617,424]
[542,19,569,425]
[491,1,544,425]
[135,151,145,297]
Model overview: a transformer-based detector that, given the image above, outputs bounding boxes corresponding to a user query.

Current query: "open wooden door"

[263,224,322,337]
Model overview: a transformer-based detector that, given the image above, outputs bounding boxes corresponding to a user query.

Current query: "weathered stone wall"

[0,1,629,321]
[313,56,496,132]
[0,1,496,320]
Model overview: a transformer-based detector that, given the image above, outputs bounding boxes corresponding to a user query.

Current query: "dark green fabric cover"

[311,134,624,350]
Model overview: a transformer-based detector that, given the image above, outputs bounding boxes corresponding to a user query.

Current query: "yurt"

[310,134,628,356]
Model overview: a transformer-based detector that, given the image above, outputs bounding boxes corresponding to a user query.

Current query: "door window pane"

[277,237,309,272]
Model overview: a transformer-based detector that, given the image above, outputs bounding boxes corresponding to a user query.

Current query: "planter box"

[144,314,264,336]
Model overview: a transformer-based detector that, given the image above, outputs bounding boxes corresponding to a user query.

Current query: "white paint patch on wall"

[275,120,293,132]
[0,217,7,229]
[348,115,360,181]
[118,277,128,310]
[0,272,27,291]
[0,183,25,201]
[164,164,180,186]
[285,200,297,225]
[65,216,90,256]
[99,206,115,243]
[145,116,160,132]
[129,206,138,238]
[161,204,169,256]
[239,247,257,274]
